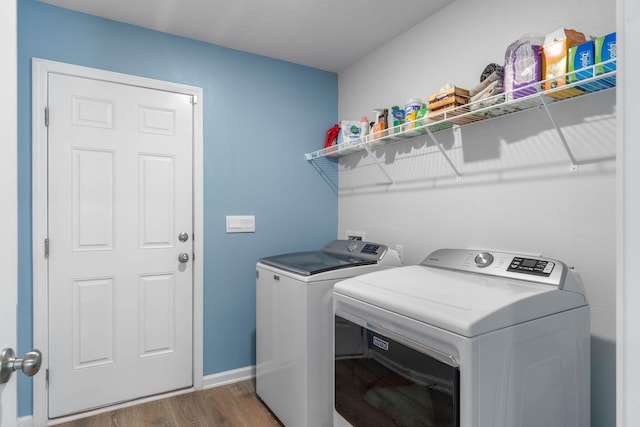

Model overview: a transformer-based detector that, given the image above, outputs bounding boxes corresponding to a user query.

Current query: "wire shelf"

[305,59,616,162]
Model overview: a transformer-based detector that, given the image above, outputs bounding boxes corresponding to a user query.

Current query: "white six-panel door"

[47,73,194,418]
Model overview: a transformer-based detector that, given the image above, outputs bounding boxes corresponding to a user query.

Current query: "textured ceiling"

[39,0,455,72]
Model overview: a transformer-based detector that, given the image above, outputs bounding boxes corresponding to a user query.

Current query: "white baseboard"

[202,365,256,390]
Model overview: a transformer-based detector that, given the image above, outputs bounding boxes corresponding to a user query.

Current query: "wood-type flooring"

[55,379,283,427]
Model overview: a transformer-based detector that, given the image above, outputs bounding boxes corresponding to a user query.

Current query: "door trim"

[31,58,204,425]
[0,0,18,424]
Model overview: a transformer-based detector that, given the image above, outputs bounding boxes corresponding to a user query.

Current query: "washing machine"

[333,248,590,427]
[256,239,401,427]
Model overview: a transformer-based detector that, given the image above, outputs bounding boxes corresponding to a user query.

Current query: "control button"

[474,252,494,268]
[543,262,555,274]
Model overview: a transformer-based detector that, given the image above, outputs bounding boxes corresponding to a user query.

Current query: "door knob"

[0,347,42,384]
[178,232,189,242]
[178,253,190,263]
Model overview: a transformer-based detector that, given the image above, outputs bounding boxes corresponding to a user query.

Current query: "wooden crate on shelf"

[428,95,469,113]
[428,86,469,109]
[427,86,479,124]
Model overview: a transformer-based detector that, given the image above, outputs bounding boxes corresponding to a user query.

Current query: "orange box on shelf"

[542,28,586,92]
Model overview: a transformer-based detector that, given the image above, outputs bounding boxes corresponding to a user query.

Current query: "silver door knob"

[178,232,189,242]
[178,253,190,263]
[0,348,42,384]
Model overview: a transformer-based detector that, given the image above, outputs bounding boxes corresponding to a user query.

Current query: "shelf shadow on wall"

[337,90,616,194]
[338,156,615,196]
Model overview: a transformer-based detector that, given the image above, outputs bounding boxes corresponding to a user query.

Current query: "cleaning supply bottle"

[360,116,370,142]
[391,106,404,133]
[404,98,423,130]
[371,109,386,139]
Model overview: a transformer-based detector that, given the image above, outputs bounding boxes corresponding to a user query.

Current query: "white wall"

[617,0,639,425]
[337,0,616,424]
[339,0,614,118]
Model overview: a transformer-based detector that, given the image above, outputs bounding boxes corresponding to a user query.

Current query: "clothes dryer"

[333,248,590,427]
[256,240,401,427]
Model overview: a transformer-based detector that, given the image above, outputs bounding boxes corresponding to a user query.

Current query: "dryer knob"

[474,252,494,268]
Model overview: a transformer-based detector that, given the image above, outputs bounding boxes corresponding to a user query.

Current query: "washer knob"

[474,252,494,268]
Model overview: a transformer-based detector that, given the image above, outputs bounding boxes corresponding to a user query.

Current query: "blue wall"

[17,0,338,416]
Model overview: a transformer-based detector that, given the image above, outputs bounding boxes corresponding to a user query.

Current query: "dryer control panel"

[422,249,568,288]
[507,257,555,276]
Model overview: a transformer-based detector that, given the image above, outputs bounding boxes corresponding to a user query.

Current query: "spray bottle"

[371,109,387,139]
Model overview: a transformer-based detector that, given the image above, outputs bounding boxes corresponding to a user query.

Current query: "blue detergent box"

[568,41,594,84]
[595,32,617,85]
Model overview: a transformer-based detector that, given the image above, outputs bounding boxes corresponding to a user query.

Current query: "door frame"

[31,58,204,425]
[0,0,17,425]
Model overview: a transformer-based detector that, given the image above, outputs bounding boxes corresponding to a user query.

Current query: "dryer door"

[334,314,460,427]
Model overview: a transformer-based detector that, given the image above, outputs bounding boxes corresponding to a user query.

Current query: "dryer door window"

[334,315,460,427]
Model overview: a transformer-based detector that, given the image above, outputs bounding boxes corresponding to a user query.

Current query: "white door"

[47,73,194,418]
[0,0,18,425]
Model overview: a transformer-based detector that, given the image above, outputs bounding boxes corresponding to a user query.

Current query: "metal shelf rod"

[362,143,395,185]
[425,125,462,180]
[538,91,579,171]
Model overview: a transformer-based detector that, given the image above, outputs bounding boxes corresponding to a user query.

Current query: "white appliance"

[256,240,401,427]
[333,248,590,427]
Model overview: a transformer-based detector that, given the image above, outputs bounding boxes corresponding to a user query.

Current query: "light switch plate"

[226,215,255,233]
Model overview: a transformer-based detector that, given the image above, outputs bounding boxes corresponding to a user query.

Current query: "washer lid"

[334,264,588,338]
[258,240,392,276]
[259,250,377,276]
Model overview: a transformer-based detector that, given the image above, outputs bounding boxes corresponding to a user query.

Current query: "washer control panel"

[322,240,389,262]
[360,243,383,255]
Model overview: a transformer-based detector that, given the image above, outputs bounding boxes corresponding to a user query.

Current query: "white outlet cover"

[345,230,366,241]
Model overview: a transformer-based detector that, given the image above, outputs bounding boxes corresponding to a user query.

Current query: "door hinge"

[44,107,49,127]
[44,238,49,258]
[191,95,198,105]
[46,368,49,389]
